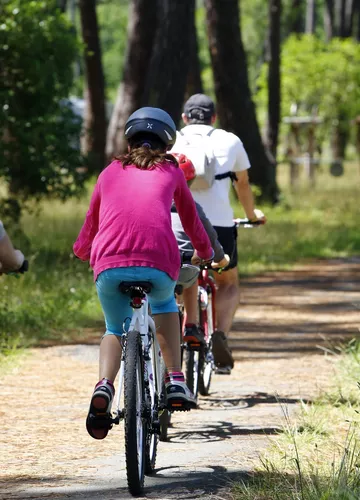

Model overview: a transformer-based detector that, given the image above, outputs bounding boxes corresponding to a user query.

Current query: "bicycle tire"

[124,330,146,495]
[159,376,171,442]
[198,343,213,396]
[145,420,158,474]
[198,291,214,396]
[145,362,159,475]
[184,349,200,398]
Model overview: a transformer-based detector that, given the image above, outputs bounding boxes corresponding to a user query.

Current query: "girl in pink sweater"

[74,107,213,439]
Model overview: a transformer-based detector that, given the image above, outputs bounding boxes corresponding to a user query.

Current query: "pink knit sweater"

[73,160,213,281]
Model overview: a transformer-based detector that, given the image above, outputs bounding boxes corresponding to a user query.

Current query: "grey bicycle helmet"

[124,107,177,146]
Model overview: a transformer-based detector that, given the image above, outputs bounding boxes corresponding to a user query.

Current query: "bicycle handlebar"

[234,218,265,228]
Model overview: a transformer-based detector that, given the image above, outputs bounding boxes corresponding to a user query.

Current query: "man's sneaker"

[212,330,234,373]
[165,371,197,411]
[86,378,115,440]
[183,324,205,349]
[214,365,232,375]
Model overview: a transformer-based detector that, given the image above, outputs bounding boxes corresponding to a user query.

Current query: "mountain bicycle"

[183,218,263,397]
[108,281,169,496]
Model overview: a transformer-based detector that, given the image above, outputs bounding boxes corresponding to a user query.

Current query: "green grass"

[234,161,360,274]
[233,342,360,499]
[0,196,102,359]
[1,161,359,356]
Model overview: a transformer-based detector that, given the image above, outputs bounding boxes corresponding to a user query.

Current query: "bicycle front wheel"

[124,331,146,495]
[199,291,214,396]
[184,349,200,398]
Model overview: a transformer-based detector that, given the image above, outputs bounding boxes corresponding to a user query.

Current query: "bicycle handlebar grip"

[17,259,29,274]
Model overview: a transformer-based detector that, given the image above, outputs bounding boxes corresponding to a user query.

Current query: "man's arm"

[233,170,257,221]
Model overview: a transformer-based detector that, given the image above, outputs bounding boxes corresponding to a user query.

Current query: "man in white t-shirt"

[171,94,266,373]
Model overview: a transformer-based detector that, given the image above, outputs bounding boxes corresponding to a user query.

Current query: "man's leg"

[213,267,240,335]
[211,225,240,370]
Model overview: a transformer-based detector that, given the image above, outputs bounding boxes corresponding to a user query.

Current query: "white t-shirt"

[171,124,251,227]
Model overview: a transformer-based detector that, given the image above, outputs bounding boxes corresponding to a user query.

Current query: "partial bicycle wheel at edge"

[124,330,146,496]
[184,349,200,399]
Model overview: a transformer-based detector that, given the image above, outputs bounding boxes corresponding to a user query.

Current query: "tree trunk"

[106,0,157,158]
[205,0,278,202]
[79,0,106,171]
[58,0,67,13]
[289,0,304,33]
[185,10,203,100]
[305,0,316,33]
[331,0,357,36]
[324,0,335,40]
[267,0,282,161]
[143,0,195,124]
[343,0,356,37]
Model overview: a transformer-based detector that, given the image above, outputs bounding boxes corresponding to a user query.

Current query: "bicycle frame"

[198,268,216,339]
[113,294,163,422]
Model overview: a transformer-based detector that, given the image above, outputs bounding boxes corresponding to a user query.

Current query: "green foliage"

[97,0,129,102]
[256,35,360,135]
[0,0,88,215]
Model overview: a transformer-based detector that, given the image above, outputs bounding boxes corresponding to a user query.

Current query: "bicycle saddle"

[119,281,153,295]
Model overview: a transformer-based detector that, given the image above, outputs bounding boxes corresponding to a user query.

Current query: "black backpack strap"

[214,171,238,182]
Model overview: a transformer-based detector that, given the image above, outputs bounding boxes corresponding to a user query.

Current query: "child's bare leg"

[182,281,198,324]
[99,335,122,382]
[153,312,181,372]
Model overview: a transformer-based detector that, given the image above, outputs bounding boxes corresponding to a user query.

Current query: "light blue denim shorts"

[96,267,178,337]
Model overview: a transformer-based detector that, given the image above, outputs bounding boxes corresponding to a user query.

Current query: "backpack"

[178,129,237,190]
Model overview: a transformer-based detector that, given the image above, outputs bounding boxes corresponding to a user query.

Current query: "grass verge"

[233,341,360,499]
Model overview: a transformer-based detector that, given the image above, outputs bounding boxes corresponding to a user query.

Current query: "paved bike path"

[2,258,358,499]
[1,344,331,500]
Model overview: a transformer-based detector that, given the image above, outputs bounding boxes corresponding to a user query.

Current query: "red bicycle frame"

[198,267,217,340]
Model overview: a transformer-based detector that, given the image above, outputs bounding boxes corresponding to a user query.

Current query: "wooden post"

[307,122,316,187]
[289,123,301,190]
[355,116,360,173]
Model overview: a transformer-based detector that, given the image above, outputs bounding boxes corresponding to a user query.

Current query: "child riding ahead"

[73,107,214,440]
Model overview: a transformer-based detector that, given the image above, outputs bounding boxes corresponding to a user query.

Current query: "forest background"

[1,0,360,351]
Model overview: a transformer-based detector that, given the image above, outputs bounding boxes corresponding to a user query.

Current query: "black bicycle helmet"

[124,107,177,146]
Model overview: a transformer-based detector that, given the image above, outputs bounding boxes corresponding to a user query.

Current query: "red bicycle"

[184,218,263,397]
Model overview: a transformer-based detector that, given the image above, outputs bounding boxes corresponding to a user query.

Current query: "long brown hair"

[115,133,178,170]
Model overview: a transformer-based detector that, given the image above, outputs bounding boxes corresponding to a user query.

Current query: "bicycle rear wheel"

[124,331,146,495]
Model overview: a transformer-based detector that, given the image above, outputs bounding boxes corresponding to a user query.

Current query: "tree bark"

[143,0,195,124]
[267,0,282,161]
[205,0,277,202]
[324,0,335,40]
[106,0,157,158]
[305,0,316,33]
[79,0,107,171]
[185,9,204,100]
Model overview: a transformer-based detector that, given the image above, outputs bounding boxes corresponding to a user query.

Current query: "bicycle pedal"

[186,342,202,351]
[167,399,196,412]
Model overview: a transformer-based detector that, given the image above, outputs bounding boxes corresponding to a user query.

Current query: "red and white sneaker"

[165,372,197,411]
[86,378,115,440]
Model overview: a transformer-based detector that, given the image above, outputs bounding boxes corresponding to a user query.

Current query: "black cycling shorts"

[213,225,238,270]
